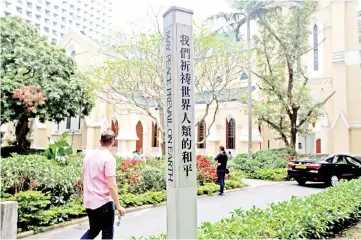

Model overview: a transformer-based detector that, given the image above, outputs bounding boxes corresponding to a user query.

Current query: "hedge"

[144,178,361,239]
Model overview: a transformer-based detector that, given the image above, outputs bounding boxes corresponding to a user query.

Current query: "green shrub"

[1,154,82,203]
[9,191,86,232]
[249,168,288,181]
[231,149,290,180]
[10,191,51,231]
[145,157,166,169]
[141,166,166,192]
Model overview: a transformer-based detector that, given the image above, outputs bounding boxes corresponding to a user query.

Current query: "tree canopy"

[94,24,247,153]
[1,17,94,147]
[251,0,335,148]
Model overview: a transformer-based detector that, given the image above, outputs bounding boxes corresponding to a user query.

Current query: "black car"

[288,154,361,187]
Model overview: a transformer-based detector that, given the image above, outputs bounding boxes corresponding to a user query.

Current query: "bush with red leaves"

[196,155,217,185]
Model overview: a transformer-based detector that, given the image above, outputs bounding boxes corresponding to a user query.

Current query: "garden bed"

[145,178,361,239]
[1,153,244,233]
[229,148,329,181]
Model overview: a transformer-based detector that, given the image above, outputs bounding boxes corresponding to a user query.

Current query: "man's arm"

[105,158,126,216]
[106,176,125,215]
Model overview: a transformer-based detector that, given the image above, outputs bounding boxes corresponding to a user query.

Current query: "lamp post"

[246,13,253,160]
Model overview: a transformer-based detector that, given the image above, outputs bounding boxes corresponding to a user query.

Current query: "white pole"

[0,201,18,239]
[163,6,197,239]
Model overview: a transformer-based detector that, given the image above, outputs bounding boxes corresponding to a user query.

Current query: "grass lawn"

[334,221,361,239]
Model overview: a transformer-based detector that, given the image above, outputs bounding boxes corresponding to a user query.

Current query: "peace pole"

[163,6,197,239]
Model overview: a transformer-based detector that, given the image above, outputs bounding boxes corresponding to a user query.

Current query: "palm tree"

[208,0,277,160]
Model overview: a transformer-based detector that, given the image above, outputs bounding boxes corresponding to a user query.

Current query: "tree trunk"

[159,107,166,156]
[290,126,297,150]
[15,119,31,148]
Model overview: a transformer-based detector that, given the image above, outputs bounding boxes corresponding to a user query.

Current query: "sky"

[112,0,234,32]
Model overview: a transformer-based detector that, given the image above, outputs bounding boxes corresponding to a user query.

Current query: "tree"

[0,17,94,147]
[250,0,335,149]
[208,0,277,159]
[94,25,246,155]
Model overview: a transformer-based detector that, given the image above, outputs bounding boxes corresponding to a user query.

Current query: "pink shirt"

[82,147,116,210]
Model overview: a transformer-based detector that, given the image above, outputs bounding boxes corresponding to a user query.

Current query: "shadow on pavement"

[294,182,327,189]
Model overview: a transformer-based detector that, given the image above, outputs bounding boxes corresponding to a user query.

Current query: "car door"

[332,155,354,180]
[345,156,361,179]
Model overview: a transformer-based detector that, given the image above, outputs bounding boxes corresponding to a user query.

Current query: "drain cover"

[73,224,88,230]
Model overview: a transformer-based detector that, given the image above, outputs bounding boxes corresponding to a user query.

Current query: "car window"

[346,156,361,167]
[333,156,347,164]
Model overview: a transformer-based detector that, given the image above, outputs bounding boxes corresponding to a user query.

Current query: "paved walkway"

[29,180,325,239]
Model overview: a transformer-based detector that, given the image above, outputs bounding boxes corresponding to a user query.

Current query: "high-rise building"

[1,0,113,44]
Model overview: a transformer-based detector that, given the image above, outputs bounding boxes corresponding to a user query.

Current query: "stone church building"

[1,0,360,157]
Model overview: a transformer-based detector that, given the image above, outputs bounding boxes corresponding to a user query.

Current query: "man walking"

[81,130,126,239]
[215,146,228,196]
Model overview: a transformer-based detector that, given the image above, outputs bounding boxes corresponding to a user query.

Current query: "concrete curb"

[16,203,166,239]
[17,182,282,239]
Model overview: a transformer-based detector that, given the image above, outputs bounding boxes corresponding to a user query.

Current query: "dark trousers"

[81,201,115,240]
[217,170,226,194]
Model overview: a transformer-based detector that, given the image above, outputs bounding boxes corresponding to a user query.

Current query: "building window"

[61,25,65,30]
[197,120,206,149]
[151,122,159,147]
[313,24,319,71]
[26,11,31,17]
[4,11,11,17]
[16,7,22,14]
[26,20,31,24]
[70,50,76,59]
[26,2,32,8]
[66,117,71,129]
[45,18,49,24]
[46,1,51,7]
[44,27,49,32]
[52,30,57,35]
[36,6,41,12]
[36,14,41,20]
[45,10,50,16]
[226,118,235,149]
[111,120,119,147]
[53,22,58,27]
[52,38,57,44]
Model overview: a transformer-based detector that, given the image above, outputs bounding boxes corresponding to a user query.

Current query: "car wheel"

[296,179,306,186]
[329,175,339,187]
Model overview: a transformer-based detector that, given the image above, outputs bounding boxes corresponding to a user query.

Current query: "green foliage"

[232,149,289,173]
[141,166,166,192]
[248,0,333,148]
[10,191,51,231]
[9,191,85,232]
[249,168,288,181]
[0,17,94,146]
[229,149,292,181]
[43,132,74,164]
[146,179,361,239]
[119,191,167,208]
[1,154,82,203]
[2,153,244,232]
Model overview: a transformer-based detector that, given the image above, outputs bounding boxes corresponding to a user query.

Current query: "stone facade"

[1,1,360,156]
